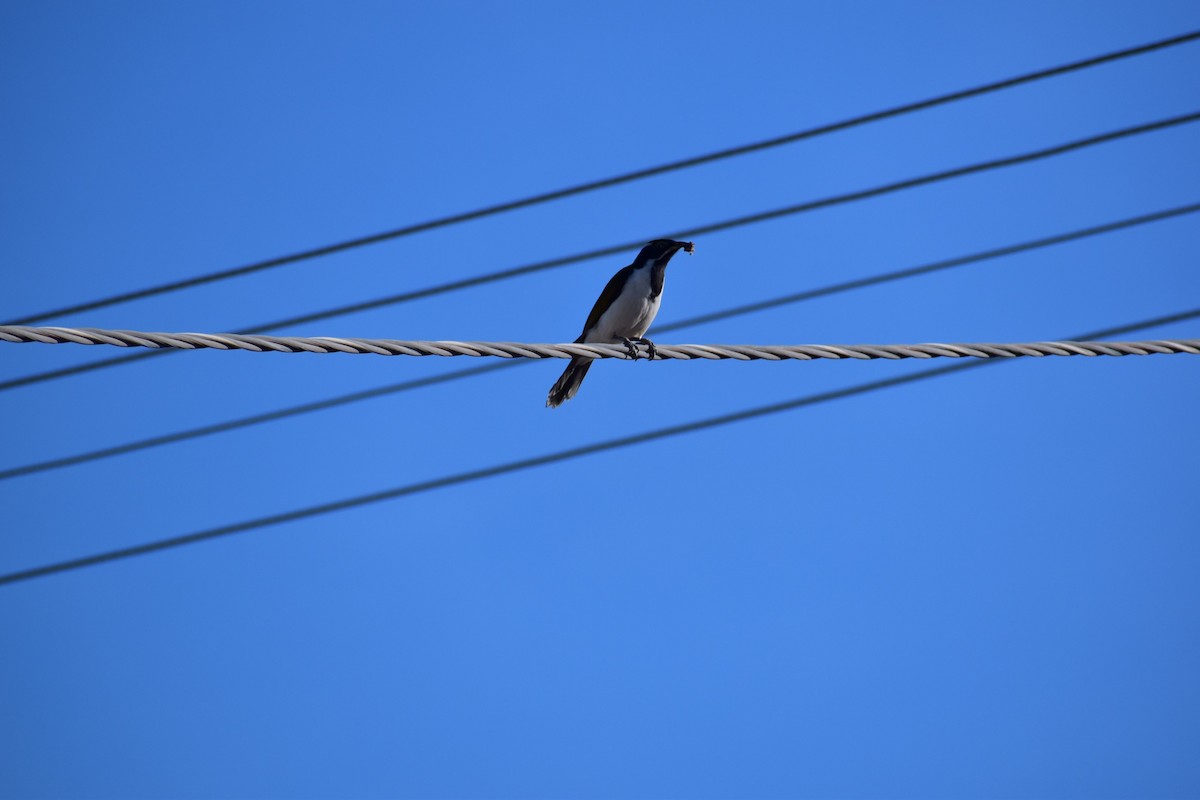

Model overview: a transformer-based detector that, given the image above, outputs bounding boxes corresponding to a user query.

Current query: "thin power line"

[3,112,1197,394]
[3,326,1197,361]
[0,308,1195,587]
[1,201,1195,482]
[651,203,1200,334]
[0,363,513,481]
[8,30,1198,327]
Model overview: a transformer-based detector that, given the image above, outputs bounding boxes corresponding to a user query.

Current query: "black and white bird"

[546,239,694,407]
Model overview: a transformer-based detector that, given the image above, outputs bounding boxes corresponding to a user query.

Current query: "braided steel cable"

[2,325,1198,361]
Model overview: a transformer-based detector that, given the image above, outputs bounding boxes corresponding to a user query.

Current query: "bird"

[547,239,694,407]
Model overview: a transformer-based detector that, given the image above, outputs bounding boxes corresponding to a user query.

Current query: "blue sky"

[2,2,1199,797]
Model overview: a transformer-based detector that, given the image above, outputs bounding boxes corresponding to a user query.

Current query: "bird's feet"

[620,338,658,360]
[634,337,659,360]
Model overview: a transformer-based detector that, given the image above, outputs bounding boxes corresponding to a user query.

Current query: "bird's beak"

[678,241,695,255]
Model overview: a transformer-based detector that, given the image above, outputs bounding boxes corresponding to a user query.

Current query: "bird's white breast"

[586,264,661,343]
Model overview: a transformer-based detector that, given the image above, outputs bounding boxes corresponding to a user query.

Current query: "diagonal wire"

[1,308,1196,587]
[2,201,1195,482]
[7,30,1198,327]
[3,112,1198,394]
[650,202,1200,334]
[0,363,514,482]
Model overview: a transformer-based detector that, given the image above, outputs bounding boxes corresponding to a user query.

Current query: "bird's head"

[637,239,695,265]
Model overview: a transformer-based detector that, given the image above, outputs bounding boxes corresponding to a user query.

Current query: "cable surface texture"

[2,325,1198,361]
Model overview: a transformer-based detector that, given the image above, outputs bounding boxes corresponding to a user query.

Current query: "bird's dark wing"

[576,264,634,340]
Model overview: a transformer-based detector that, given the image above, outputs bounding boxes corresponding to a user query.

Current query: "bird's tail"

[546,357,592,408]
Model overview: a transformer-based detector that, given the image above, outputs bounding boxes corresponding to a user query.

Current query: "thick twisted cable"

[1,326,1198,361]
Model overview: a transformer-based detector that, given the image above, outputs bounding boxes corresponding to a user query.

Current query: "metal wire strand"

[2,325,1198,361]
